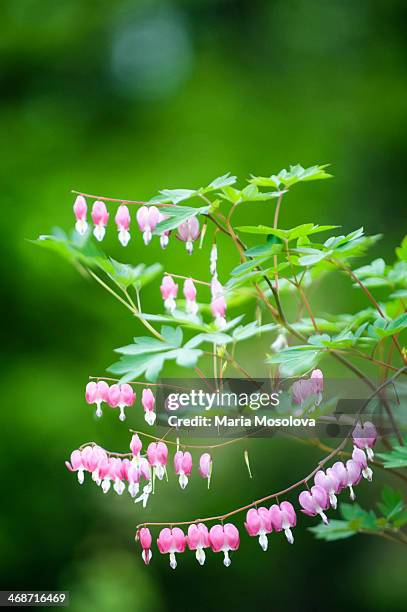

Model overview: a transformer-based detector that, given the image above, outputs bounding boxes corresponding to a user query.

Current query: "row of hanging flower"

[66,423,377,565]
[73,196,200,252]
[65,433,213,508]
[136,421,376,567]
[85,369,325,427]
[85,382,157,424]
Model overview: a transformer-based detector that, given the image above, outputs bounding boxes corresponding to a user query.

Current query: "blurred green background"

[1,1,406,611]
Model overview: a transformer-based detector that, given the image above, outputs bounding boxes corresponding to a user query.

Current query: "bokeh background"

[1,1,406,611]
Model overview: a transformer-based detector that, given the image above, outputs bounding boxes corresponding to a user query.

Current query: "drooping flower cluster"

[245,502,297,551]
[291,369,324,408]
[65,437,153,505]
[160,274,227,328]
[85,381,157,425]
[65,435,213,505]
[150,522,239,569]
[298,421,377,523]
[73,196,201,252]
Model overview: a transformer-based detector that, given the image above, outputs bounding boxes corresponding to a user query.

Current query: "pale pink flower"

[65,449,85,484]
[352,447,373,481]
[160,275,178,313]
[107,384,135,421]
[85,380,109,418]
[245,507,273,550]
[352,421,377,461]
[142,388,156,426]
[147,441,168,480]
[91,201,109,241]
[157,211,170,249]
[314,469,341,509]
[73,195,88,236]
[177,217,200,254]
[209,523,240,567]
[198,453,212,487]
[130,433,142,457]
[127,457,150,498]
[157,527,186,569]
[183,278,198,315]
[109,457,126,495]
[210,277,226,328]
[136,205,160,245]
[174,451,193,489]
[292,379,314,406]
[292,369,324,407]
[298,485,330,524]
[115,205,131,246]
[139,527,152,565]
[187,523,210,565]
[344,459,362,500]
[97,456,112,493]
[329,461,348,493]
[269,501,297,544]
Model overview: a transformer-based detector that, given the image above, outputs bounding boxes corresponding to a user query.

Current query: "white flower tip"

[93,225,105,242]
[143,230,152,245]
[169,553,177,569]
[319,511,329,525]
[145,410,156,426]
[285,528,294,544]
[75,219,88,236]
[179,473,188,489]
[223,552,231,567]
[196,548,206,565]
[259,533,268,551]
[119,229,130,247]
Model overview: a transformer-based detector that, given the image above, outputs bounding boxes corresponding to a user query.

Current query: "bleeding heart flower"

[157,527,186,569]
[91,201,109,241]
[115,205,131,246]
[139,527,152,565]
[177,217,200,254]
[174,451,193,489]
[73,195,88,236]
[245,507,272,550]
[209,523,240,567]
[136,206,160,245]
[187,523,210,565]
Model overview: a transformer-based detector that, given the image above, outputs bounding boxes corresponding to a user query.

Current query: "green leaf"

[377,444,407,469]
[104,259,162,290]
[298,249,331,266]
[237,223,338,241]
[232,322,277,341]
[32,228,104,270]
[204,172,237,192]
[250,164,332,189]
[266,345,324,376]
[184,332,234,348]
[368,313,407,339]
[109,325,203,382]
[154,205,210,234]
[376,486,405,521]
[309,520,356,541]
[396,235,407,261]
[158,188,197,204]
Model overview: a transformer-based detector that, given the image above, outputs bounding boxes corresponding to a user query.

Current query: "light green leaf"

[154,205,210,234]
[266,346,324,376]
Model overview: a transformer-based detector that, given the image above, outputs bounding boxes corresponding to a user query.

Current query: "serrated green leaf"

[266,346,324,376]
[309,520,356,541]
[377,445,407,469]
